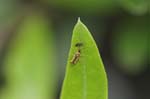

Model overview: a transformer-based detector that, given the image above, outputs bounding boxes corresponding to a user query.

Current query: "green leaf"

[118,0,148,15]
[112,16,148,75]
[41,0,116,14]
[60,18,108,99]
[3,12,57,99]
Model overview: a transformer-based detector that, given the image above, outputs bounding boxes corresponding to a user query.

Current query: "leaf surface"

[61,18,108,99]
[3,12,56,99]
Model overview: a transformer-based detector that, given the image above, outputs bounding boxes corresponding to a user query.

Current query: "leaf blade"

[61,19,108,99]
[3,12,56,99]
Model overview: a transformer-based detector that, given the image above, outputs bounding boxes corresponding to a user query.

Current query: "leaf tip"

[77,17,81,22]
[76,17,85,28]
[77,17,84,25]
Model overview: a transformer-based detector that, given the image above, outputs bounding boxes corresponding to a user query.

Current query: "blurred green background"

[0,0,149,99]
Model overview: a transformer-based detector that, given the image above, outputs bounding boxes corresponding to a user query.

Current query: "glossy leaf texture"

[2,12,57,99]
[60,19,108,99]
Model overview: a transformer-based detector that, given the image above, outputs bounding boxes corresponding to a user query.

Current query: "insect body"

[75,43,83,47]
[70,49,81,64]
[70,42,83,64]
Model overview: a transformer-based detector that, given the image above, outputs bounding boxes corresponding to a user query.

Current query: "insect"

[70,42,83,64]
[75,43,83,47]
[70,49,81,64]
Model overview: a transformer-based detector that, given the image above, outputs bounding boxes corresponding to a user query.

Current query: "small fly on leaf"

[75,43,83,47]
[70,42,83,64]
[70,49,81,64]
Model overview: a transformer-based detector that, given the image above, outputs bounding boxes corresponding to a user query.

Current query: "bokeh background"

[0,0,149,99]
